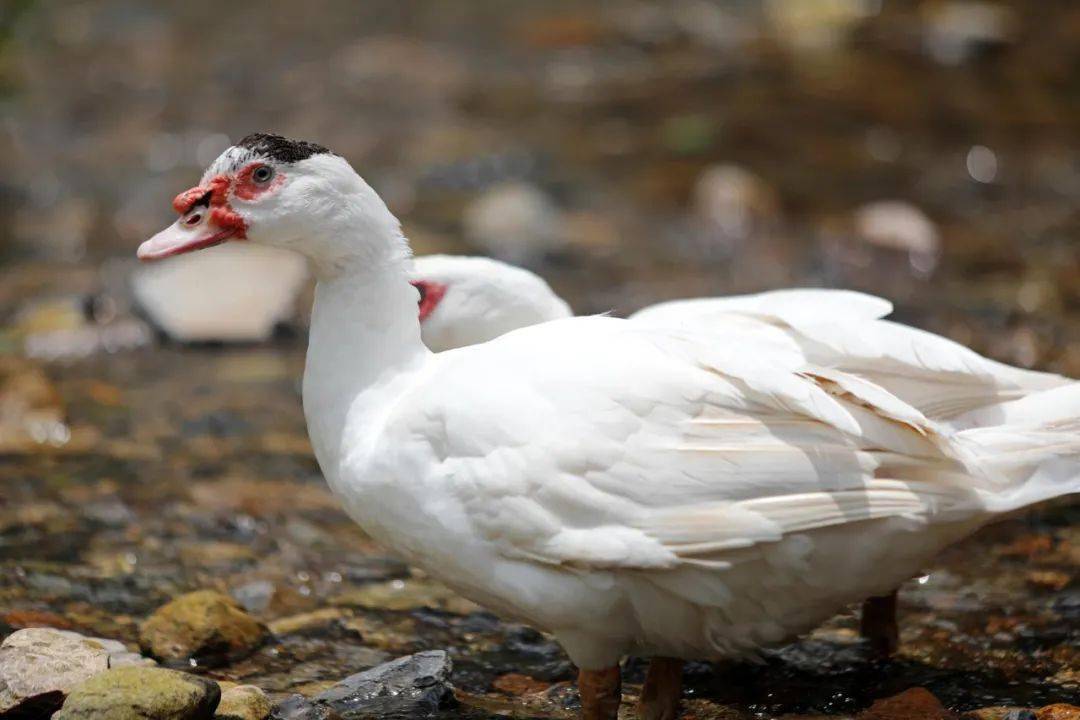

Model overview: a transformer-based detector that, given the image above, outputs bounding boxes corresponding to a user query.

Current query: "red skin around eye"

[412,280,448,321]
[234,163,285,201]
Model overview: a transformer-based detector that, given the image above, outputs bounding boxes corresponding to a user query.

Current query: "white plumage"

[141,137,1080,719]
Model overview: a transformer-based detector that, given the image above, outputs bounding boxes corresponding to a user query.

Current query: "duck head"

[409,254,573,351]
[139,133,406,276]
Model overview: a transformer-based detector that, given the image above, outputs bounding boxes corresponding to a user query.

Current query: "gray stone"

[313,650,454,718]
[268,695,339,720]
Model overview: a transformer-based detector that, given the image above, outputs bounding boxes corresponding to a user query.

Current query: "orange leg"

[639,657,684,720]
[861,590,899,657]
[579,665,622,720]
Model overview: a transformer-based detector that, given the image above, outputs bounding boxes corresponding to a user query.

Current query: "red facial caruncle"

[139,162,282,261]
[412,280,448,321]
[171,175,247,241]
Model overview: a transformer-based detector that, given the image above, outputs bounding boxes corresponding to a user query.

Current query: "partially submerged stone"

[268,695,339,720]
[857,687,955,720]
[964,709,1037,720]
[54,666,220,720]
[139,590,268,667]
[267,608,350,637]
[308,650,455,718]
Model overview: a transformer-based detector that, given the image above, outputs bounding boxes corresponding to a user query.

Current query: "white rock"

[924,2,1013,65]
[132,243,309,343]
[765,0,878,52]
[693,164,779,240]
[463,182,565,262]
[853,200,940,255]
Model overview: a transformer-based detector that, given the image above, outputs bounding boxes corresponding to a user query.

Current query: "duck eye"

[252,165,274,184]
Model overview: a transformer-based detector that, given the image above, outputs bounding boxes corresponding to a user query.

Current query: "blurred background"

[1,1,1077,715]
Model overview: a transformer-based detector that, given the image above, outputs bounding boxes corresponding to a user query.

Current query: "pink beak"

[137,211,238,261]
[137,178,247,261]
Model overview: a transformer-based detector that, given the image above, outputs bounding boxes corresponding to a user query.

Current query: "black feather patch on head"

[236,133,335,163]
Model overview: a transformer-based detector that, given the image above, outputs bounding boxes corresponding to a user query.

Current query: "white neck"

[302,251,430,488]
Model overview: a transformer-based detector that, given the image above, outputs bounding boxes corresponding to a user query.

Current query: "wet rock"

[1038,706,1080,720]
[54,666,220,720]
[10,294,152,362]
[268,608,350,637]
[857,688,954,720]
[232,581,277,615]
[312,650,455,718]
[996,534,1055,559]
[492,672,550,696]
[765,0,877,52]
[139,590,268,667]
[0,356,69,453]
[693,164,779,242]
[132,243,309,343]
[463,182,565,262]
[852,200,941,277]
[1025,570,1071,592]
[178,541,258,570]
[854,201,940,255]
[215,684,272,720]
[268,695,339,720]
[333,577,478,615]
[964,709,1037,720]
[1,609,76,632]
[923,2,1013,65]
[0,627,154,717]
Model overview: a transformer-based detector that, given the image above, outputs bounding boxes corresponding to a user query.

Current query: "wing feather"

[407,316,984,579]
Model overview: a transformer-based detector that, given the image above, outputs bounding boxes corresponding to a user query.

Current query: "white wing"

[395,316,985,576]
[631,288,893,327]
[634,289,1067,423]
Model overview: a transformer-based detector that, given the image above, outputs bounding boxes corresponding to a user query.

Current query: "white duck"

[409,254,571,353]
[408,256,1072,654]
[140,134,1080,720]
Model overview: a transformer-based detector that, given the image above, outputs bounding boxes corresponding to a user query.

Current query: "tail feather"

[953,382,1080,429]
[958,397,1080,512]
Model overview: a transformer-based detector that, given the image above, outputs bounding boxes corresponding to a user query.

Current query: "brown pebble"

[1037,705,1080,720]
[857,687,954,720]
[492,672,551,696]
[997,535,1054,558]
[1,609,76,631]
[963,707,1036,720]
[139,590,267,667]
[1025,570,1071,592]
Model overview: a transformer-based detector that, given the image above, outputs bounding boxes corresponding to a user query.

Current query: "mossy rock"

[140,590,267,667]
[54,666,220,720]
[215,684,271,720]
